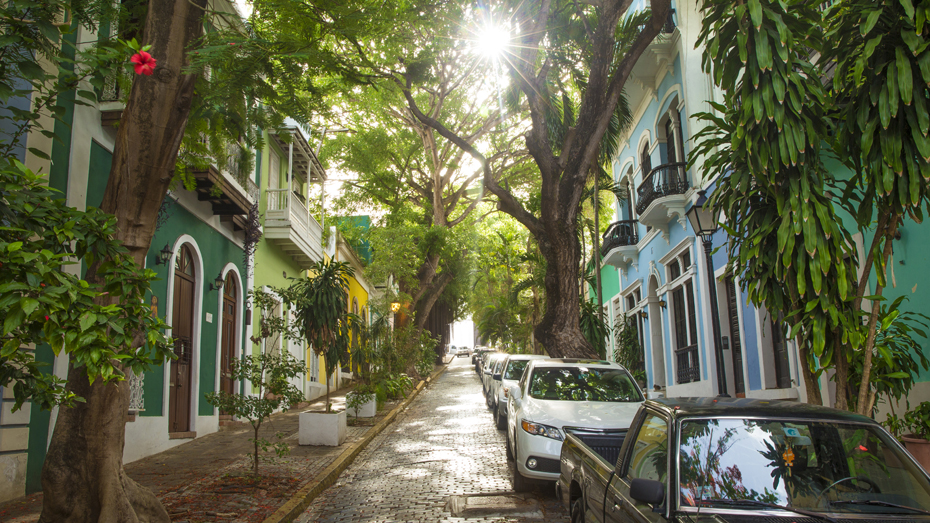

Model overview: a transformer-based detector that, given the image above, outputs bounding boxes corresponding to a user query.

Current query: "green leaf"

[748,0,763,28]
[864,35,883,60]
[862,9,883,37]
[897,48,914,105]
[17,61,47,81]
[79,312,96,332]
[900,0,915,19]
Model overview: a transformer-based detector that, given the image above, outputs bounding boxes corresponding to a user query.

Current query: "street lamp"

[685,190,729,397]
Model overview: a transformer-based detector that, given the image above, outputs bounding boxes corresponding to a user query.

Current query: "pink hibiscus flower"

[130,51,157,76]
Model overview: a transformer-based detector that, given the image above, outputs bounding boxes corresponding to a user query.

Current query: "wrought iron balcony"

[601,220,639,257]
[676,344,700,384]
[636,162,689,215]
[675,344,701,384]
[662,9,676,34]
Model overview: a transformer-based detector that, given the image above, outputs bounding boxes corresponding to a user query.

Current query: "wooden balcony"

[263,188,323,268]
[190,156,258,231]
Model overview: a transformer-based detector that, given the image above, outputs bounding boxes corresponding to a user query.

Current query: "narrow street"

[297,358,570,522]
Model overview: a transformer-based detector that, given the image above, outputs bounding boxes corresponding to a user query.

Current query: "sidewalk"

[0,367,445,523]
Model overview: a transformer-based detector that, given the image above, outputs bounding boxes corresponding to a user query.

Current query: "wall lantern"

[638,308,648,320]
[210,273,225,292]
[658,299,667,308]
[155,243,172,266]
[391,302,401,313]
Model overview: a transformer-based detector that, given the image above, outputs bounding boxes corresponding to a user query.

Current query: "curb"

[262,364,449,523]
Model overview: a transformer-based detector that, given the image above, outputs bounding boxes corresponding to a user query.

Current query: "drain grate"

[445,492,543,518]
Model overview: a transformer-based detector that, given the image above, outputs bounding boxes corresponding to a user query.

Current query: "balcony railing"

[662,9,676,34]
[636,162,689,215]
[601,220,639,256]
[676,344,700,384]
[266,189,316,237]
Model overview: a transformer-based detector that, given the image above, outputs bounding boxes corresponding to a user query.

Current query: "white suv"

[505,359,643,491]
[491,354,548,430]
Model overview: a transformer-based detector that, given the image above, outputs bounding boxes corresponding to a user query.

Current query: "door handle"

[611,503,620,512]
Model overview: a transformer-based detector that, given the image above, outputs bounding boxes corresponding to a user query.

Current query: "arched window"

[640,142,652,175]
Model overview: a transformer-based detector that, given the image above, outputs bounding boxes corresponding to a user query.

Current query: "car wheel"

[505,429,514,461]
[571,497,585,523]
[510,443,530,493]
[495,407,506,430]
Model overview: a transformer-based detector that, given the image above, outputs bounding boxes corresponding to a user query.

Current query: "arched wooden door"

[169,245,195,433]
[219,272,238,417]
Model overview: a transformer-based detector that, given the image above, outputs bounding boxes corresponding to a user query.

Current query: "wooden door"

[169,245,195,433]
[219,272,237,415]
[724,277,746,395]
[771,316,791,389]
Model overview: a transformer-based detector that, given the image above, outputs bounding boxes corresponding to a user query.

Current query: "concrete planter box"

[298,410,346,446]
[347,393,377,418]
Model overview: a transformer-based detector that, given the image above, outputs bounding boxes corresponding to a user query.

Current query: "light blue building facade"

[597,0,807,402]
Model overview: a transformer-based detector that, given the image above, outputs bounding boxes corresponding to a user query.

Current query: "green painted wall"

[84,150,247,417]
[252,238,303,355]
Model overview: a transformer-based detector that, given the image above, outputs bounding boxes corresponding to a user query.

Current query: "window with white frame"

[616,287,645,375]
[667,250,700,384]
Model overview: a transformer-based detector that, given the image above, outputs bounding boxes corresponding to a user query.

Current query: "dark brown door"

[169,245,195,433]
[770,316,791,389]
[724,277,746,396]
[219,272,237,415]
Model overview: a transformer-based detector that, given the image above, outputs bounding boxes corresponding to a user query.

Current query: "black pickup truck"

[558,397,930,523]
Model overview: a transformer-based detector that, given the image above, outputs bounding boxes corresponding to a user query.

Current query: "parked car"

[448,345,458,357]
[478,349,498,379]
[506,359,643,491]
[473,347,491,368]
[457,346,471,357]
[472,346,491,365]
[482,353,508,395]
[485,355,510,409]
[491,354,548,430]
[558,397,930,523]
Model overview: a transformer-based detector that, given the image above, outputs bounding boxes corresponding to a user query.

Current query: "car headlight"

[521,419,563,441]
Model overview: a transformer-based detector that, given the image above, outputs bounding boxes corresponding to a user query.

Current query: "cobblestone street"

[297,358,570,522]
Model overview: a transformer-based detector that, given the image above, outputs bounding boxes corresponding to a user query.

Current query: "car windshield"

[527,367,642,402]
[678,418,930,514]
[504,360,530,380]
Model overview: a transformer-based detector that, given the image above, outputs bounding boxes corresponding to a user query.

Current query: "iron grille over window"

[128,370,145,412]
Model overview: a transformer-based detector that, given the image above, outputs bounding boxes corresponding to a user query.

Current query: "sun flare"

[475,24,510,59]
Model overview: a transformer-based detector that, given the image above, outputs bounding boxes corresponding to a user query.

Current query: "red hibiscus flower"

[130,51,157,76]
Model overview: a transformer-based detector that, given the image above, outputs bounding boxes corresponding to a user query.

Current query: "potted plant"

[346,384,377,419]
[901,402,930,471]
[282,260,357,446]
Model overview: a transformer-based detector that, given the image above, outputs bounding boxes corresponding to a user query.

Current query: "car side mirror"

[493,374,502,380]
[510,386,522,401]
[630,478,665,506]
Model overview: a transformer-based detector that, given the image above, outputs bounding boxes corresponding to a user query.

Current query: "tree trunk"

[39,374,169,523]
[40,0,205,519]
[855,214,898,415]
[798,336,823,406]
[534,216,595,358]
[253,426,261,476]
[413,271,454,332]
